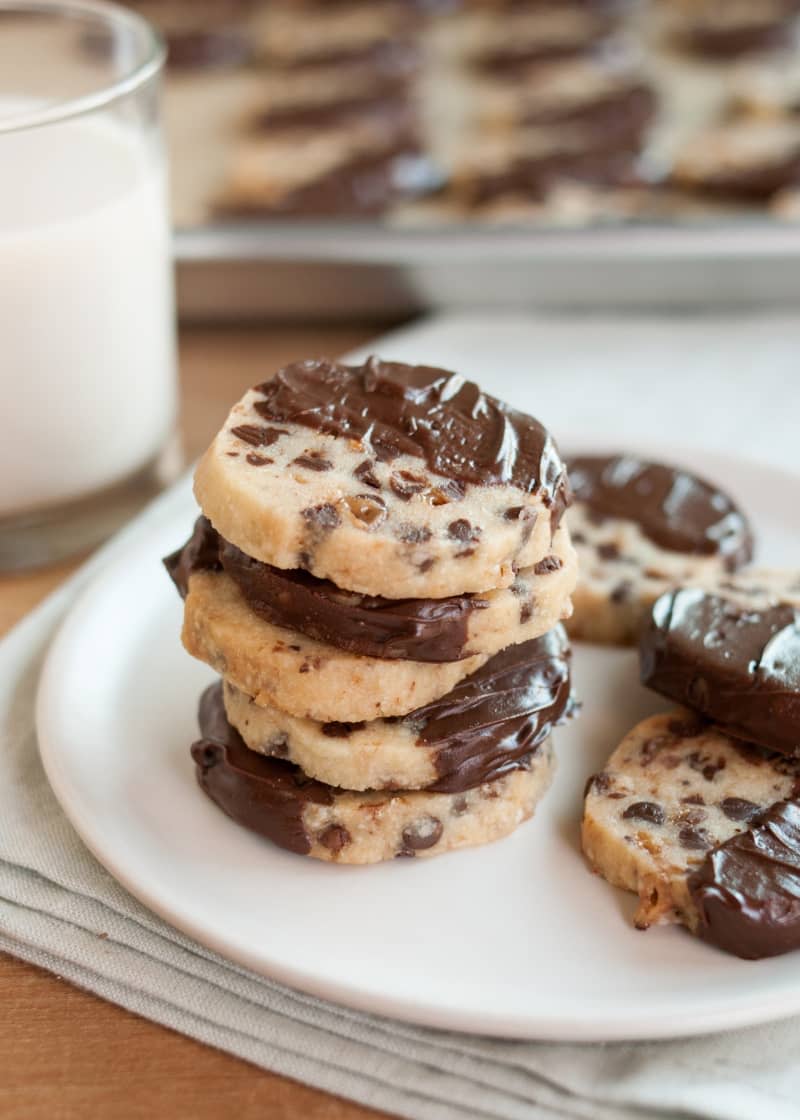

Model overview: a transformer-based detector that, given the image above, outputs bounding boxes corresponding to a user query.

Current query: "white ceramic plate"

[36,447,800,1042]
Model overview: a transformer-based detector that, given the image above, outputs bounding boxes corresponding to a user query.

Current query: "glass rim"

[0,0,166,135]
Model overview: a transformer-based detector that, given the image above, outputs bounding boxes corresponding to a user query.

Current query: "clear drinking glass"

[0,0,179,570]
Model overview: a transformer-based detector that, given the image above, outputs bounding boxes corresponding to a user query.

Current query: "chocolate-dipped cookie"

[166,516,576,664]
[193,357,571,599]
[564,454,754,645]
[641,570,800,757]
[223,626,574,791]
[476,60,655,149]
[453,4,619,74]
[192,683,555,863]
[671,120,800,201]
[583,710,800,958]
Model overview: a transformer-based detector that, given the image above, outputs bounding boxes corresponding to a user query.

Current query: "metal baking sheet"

[174,220,800,320]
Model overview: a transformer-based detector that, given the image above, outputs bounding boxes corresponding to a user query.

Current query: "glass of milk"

[0,0,178,569]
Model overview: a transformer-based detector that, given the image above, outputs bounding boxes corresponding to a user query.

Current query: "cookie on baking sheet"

[193,358,571,599]
[582,710,800,958]
[641,570,800,757]
[166,516,576,663]
[451,4,620,74]
[223,626,573,791]
[671,120,800,201]
[216,113,428,218]
[664,0,797,60]
[192,683,555,863]
[563,454,754,646]
[476,59,655,147]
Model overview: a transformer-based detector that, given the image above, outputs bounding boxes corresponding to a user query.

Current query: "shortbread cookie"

[192,683,554,863]
[452,5,619,73]
[672,120,800,201]
[641,571,800,757]
[582,710,800,958]
[166,516,576,662]
[666,0,795,59]
[224,626,573,790]
[477,60,655,147]
[194,358,571,598]
[564,455,754,645]
[256,2,419,70]
[217,114,426,218]
[182,569,487,720]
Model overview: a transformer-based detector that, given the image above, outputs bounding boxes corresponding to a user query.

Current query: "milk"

[0,109,176,517]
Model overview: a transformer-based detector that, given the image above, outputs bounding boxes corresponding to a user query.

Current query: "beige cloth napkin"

[4,313,800,1120]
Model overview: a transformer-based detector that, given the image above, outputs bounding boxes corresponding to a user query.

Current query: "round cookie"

[671,120,800,201]
[223,626,574,791]
[192,683,555,864]
[193,357,570,599]
[564,454,754,645]
[181,558,574,720]
[477,60,655,147]
[183,568,485,721]
[641,570,800,757]
[582,710,800,958]
[166,515,577,663]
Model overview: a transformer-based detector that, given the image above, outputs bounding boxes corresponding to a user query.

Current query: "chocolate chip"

[679,826,710,850]
[354,459,381,489]
[225,451,239,458]
[302,503,340,530]
[504,506,524,521]
[675,806,706,826]
[299,662,311,673]
[389,470,427,501]
[344,493,387,526]
[452,796,468,816]
[610,581,633,604]
[681,793,705,805]
[267,734,289,757]
[447,518,480,543]
[720,797,761,822]
[292,452,332,471]
[667,717,706,738]
[622,801,665,825]
[520,602,533,624]
[572,532,587,544]
[231,424,288,447]
[318,824,351,853]
[401,816,443,850]
[597,542,620,561]
[321,721,366,738]
[246,453,273,466]
[418,557,436,573]
[398,524,432,544]
[534,555,563,575]
[687,752,726,781]
[585,771,613,797]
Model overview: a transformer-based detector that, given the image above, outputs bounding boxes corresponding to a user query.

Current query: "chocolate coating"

[163,517,222,599]
[166,516,492,662]
[568,455,753,567]
[220,534,488,662]
[681,18,792,59]
[191,683,333,855]
[520,82,655,147]
[641,588,800,758]
[689,800,800,959]
[253,357,569,513]
[413,626,573,791]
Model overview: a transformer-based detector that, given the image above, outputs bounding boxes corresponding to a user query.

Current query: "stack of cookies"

[165,357,578,863]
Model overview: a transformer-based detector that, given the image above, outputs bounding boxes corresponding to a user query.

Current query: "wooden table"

[0,324,399,1120]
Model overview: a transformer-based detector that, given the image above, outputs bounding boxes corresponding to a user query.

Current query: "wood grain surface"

[0,323,399,1120]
